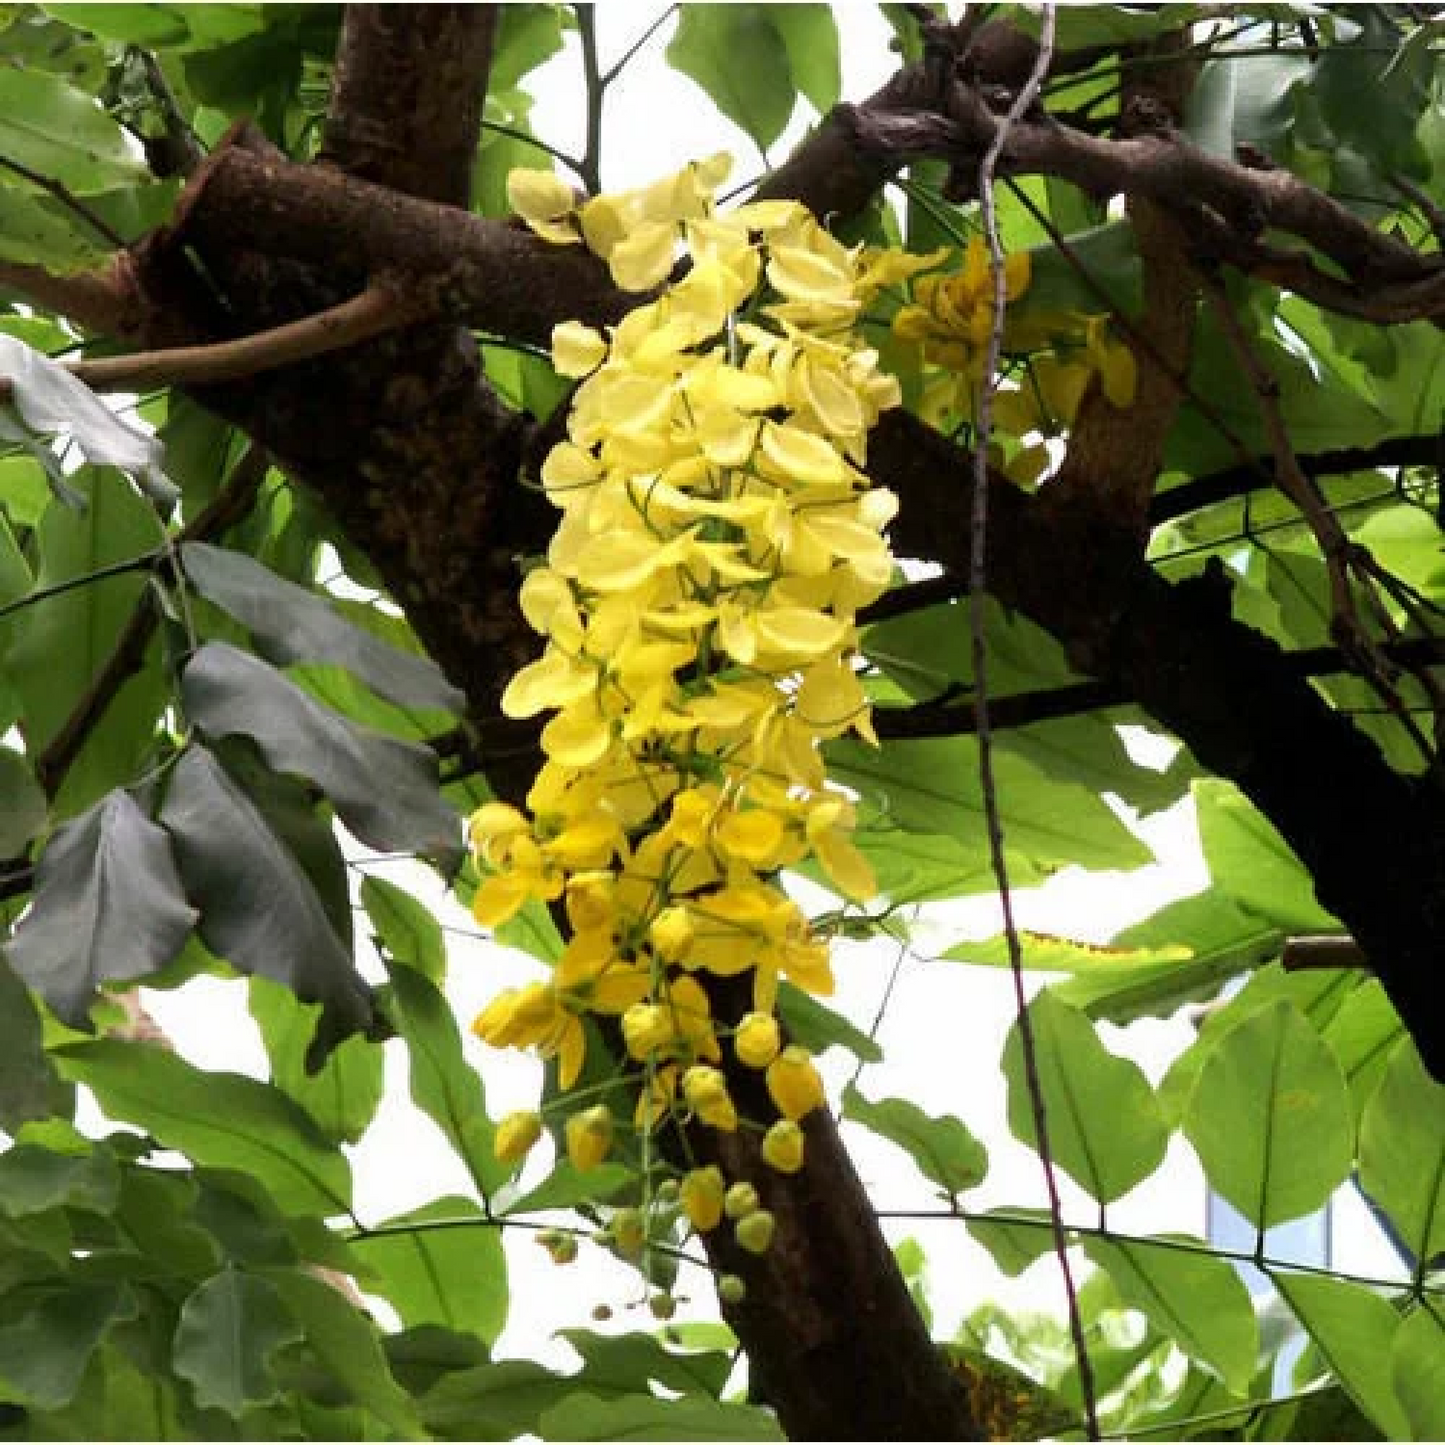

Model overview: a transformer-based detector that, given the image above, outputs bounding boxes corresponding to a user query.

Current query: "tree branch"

[2,286,428,400]
[1152,433,1444,522]
[320,4,499,208]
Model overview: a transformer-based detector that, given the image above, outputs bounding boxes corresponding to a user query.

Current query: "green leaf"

[213,736,353,952]
[249,978,385,1147]
[1275,1272,1409,1438]
[1195,778,1340,932]
[0,954,58,1132]
[1358,1041,1445,1267]
[161,745,376,1058]
[5,789,197,1029]
[665,7,795,155]
[0,1136,117,1217]
[0,1281,129,1409]
[172,1268,302,1416]
[865,600,1180,815]
[384,959,506,1200]
[7,470,165,814]
[965,1208,1060,1278]
[258,1265,424,1438]
[948,931,1191,974]
[490,4,567,92]
[349,1197,507,1346]
[113,1166,220,1281]
[559,1329,733,1400]
[1159,963,1354,1127]
[843,1083,987,1197]
[539,1391,785,1441]
[769,6,840,115]
[0,746,44,854]
[1183,999,1353,1228]
[776,980,882,1063]
[1071,891,1283,1023]
[362,876,446,984]
[418,1358,576,1440]
[1002,991,1169,1205]
[182,642,460,858]
[54,1039,352,1218]
[1321,979,1404,1125]
[41,4,265,48]
[0,67,145,190]
[1392,1302,1445,1441]
[181,543,464,715]
[500,1160,632,1216]
[831,736,1152,876]
[1083,1236,1258,1394]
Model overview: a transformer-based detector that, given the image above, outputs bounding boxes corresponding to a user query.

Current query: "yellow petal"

[508,168,578,237]
[552,320,608,378]
[541,705,612,768]
[759,421,845,487]
[609,221,677,291]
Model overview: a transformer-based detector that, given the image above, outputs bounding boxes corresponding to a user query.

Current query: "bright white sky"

[132,1,1400,1376]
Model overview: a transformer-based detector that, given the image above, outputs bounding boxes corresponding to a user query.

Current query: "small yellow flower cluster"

[471,157,912,1228]
[891,234,1137,483]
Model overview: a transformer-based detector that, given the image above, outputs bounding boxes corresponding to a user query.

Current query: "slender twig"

[7,285,429,402]
[0,552,159,624]
[1152,433,1444,524]
[876,1206,1427,1296]
[575,4,605,194]
[1102,1385,1343,1441]
[967,8,1099,1438]
[599,5,678,88]
[478,118,587,184]
[1281,935,1367,971]
[0,152,127,248]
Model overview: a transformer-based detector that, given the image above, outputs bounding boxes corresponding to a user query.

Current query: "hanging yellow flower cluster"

[468,156,935,1243]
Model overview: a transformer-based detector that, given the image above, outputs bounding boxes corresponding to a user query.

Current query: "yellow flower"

[565,1106,613,1172]
[680,1165,726,1232]
[622,1002,672,1060]
[508,168,580,245]
[682,1065,738,1131]
[893,236,1030,376]
[733,1011,781,1069]
[761,1119,805,1174]
[494,1109,544,1165]
[473,982,587,1090]
[766,1045,825,1121]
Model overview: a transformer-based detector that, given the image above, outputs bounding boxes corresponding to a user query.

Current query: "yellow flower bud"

[683,1065,738,1132]
[648,905,695,961]
[565,1106,613,1173]
[724,1181,759,1219]
[766,1045,825,1121]
[761,1118,805,1174]
[610,1207,646,1259]
[733,1011,781,1069]
[717,1273,747,1305]
[734,1209,776,1255]
[493,1109,543,1164]
[622,1002,672,1060]
[680,1165,726,1232]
